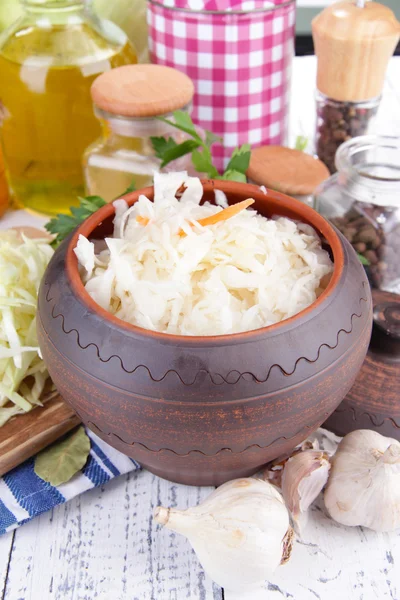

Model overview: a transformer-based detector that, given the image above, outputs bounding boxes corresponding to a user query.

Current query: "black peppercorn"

[316,97,379,174]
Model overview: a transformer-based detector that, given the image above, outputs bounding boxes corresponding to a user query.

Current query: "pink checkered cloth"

[148,0,295,171]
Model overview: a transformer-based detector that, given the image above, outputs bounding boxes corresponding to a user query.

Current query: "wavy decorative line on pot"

[334,405,400,429]
[44,280,369,385]
[83,417,322,456]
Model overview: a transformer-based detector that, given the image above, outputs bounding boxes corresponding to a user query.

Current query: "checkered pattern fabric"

[148,0,295,171]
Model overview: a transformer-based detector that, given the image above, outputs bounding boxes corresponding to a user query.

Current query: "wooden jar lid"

[247,146,330,196]
[91,65,195,118]
[312,1,400,102]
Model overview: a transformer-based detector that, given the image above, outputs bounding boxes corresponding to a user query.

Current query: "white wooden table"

[1,56,400,600]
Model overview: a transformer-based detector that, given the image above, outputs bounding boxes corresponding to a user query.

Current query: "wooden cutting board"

[0,228,80,476]
[0,394,80,477]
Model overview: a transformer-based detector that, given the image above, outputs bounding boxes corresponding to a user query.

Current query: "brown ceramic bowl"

[37,180,372,486]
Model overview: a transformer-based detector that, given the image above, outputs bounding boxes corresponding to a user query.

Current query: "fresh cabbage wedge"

[0,230,53,425]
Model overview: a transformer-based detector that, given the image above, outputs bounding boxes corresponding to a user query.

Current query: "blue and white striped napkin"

[0,428,141,535]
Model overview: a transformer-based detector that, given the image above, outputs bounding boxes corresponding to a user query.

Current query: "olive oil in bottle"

[0,145,9,216]
[0,0,137,215]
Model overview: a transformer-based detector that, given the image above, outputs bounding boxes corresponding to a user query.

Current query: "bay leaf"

[34,426,90,486]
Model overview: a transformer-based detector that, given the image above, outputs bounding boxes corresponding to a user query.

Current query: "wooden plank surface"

[240,498,399,600]
[1,471,222,600]
[0,532,13,599]
[0,394,80,477]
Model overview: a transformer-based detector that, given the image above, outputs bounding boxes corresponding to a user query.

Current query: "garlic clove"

[264,438,321,488]
[154,478,294,591]
[281,450,331,530]
[324,429,400,532]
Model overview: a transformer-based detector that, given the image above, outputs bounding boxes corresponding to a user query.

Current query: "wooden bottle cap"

[312,1,400,102]
[91,65,195,118]
[247,146,330,196]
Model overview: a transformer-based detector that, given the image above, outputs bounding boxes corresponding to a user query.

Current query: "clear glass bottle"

[314,135,400,294]
[0,0,137,215]
[94,0,148,63]
[315,92,380,175]
[0,145,9,216]
[83,64,195,201]
[0,0,22,33]
[83,112,194,202]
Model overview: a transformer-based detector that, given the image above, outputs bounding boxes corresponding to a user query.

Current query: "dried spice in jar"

[316,95,379,175]
[314,135,400,294]
[331,204,400,291]
[312,2,399,174]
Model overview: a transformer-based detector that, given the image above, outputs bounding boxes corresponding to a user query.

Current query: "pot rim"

[66,179,344,344]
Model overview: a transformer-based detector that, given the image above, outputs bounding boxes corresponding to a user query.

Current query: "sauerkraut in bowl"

[74,172,333,336]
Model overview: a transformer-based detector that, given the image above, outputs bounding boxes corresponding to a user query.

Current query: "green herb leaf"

[151,136,178,161]
[295,135,308,152]
[34,426,91,486]
[205,130,223,148]
[357,252,370,266]
[192,148,219,178]
[160,139,201,168]
[171,111,202,140]
[158,114,201,142]
[79,195,108,211]
[224,144,251,175]
[221,169,248,183]
[119,179,137,197]
[45,195,107,246]
[46,215,81,246]
[154,110,251,182]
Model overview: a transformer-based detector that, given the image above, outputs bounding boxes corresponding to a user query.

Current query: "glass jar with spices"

[314,135,400,294]
[0,0,137,216]
[83,64,195,202]
[312,1,400,175]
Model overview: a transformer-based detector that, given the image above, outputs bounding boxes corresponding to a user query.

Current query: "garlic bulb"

[154,478,294,591]
[324,429,400,532]
[282,450,331,529]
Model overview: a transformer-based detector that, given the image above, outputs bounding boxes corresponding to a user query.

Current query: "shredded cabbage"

[0,230,53,426]
[75,172,333,336]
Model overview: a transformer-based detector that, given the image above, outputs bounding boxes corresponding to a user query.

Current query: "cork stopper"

[312,1,400,102]
[247,146,330,196]
[91,65,195,118]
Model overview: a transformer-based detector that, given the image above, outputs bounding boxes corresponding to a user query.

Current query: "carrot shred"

[136,198,255,236]
[179,198,255,236]
[136,215,150,226]
[196,198,255,227]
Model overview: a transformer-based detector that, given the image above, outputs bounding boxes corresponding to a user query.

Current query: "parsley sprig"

[45,195,107,247]
[45,181,137,247]
[45,112,252,247]
[151,111,251,183]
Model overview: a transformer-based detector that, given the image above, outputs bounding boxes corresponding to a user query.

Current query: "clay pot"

[324,289,400,440]
[37,180,372,486]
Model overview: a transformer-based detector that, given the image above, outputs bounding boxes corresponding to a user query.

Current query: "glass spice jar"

[316,92,380,175]
[312,2,399,176]
[83,64,195,202]
[314,135,400,294]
